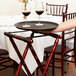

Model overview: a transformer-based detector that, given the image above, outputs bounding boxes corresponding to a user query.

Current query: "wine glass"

[22,2,31,27]
[35,2,44,26]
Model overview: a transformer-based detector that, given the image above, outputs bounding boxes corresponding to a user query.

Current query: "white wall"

[0,0,22,16]
[0,0,76,16]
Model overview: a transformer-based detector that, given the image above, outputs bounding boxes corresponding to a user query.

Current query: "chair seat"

[0,49,8,55]
[44,45,70,54]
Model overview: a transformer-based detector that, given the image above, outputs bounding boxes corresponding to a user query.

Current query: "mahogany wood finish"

[46,3,68,16]
[4,31,62,76]
[44,12,76,76]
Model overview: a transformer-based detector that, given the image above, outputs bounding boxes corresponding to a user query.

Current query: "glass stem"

[39,15,40,24]
[26,17,27,25]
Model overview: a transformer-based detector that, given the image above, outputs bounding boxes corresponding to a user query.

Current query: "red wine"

[36,11,44,15]
[22,12,30,16]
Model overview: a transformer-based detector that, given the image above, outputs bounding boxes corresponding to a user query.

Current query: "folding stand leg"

[14,33,34,76]
[28,43,44,73]
[42,38,59,76]
[15,45,29,76]
[7,32,35,76]
[9,37,32,76]
[7,32,44,76]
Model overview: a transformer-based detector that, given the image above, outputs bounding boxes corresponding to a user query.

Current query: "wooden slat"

[46,3,68,16]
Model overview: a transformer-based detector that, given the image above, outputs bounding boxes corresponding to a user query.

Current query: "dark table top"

[15,21,58,31]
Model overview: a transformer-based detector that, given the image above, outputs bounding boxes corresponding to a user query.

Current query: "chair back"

[62,12,76,53]
[46,3,68,16]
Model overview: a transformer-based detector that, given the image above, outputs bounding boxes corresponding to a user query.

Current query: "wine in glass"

[35,2,44,26]
[22,11,30,17]
[22,2,31,27]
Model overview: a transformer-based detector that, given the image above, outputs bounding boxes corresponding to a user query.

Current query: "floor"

[0,58,76,76]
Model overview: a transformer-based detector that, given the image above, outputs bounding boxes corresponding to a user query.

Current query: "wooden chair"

[0,49,15,71]
[46,3,68,16]
[44,12,76,76]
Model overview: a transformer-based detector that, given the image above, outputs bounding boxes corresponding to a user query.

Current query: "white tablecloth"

[0,15,73,74]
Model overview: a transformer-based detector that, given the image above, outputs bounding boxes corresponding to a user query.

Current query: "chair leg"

[64,62,67,73]
[13,61,18,73]
[36,67,39,76]
[61,53,64,76]
[45,53,49,61]
[32,70,37,76]
[64,55,67,73]
[52,54,55,76]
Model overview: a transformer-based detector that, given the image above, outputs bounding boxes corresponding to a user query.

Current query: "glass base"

[23,24,31,27]
[35,23,43,26]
